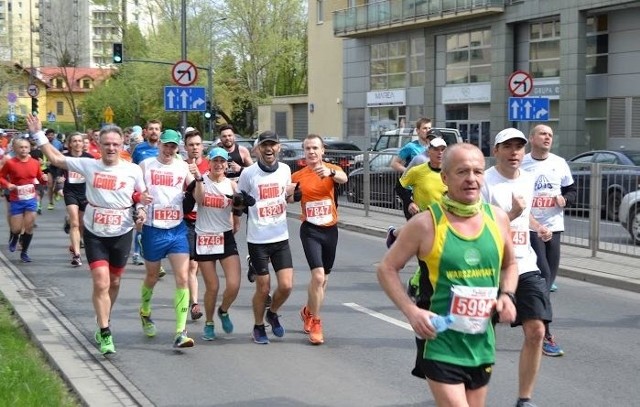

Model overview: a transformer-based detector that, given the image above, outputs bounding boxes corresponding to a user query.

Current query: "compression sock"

[174,288,189,333]
[140,284,153,315]
[20,233,33,252]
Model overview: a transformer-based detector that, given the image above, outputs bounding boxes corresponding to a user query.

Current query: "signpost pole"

[180,0,187,134]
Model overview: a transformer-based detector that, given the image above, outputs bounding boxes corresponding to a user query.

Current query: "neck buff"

[441,194,482,218]
[258,159,279,173]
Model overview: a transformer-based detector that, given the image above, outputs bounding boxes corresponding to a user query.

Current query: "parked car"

[567,149,640,221]
[619,190,640,245]
[278,139,362,175]
[347,148,402,208]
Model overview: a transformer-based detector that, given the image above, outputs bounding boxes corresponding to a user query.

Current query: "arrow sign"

[171,60,198,86]
[164,86,206,112]
[508,97,550,121]
[508,70,533,97]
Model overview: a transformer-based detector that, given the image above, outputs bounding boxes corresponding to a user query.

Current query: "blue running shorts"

[141,221,189,262]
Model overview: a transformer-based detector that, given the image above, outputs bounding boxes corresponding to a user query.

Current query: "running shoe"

[300,306,312,334]
[265,310,285,337]
[99,332,116,355]
[202,322,216,341]
[265,293,272,309]
[173,330,195,348]
[386,226,397,248]
[94,329,101,345]
[139,309,157,337]
[47,203,55,210]
[218,308,234,334]
[8,235,18,252]
[131,253,144,265]
[158,265,166,278]
[71,255,82,267]
[542,336,564,357]
[550,283,558,292]
[516,400,538,407]
[190,303,203,320]
[246,255,256,283]
[20,252,32,263]
[252,324,269,344]
[308,317,324,345]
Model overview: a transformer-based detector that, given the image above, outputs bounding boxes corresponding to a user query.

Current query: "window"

[56,101,64,115]
[81,79,91,89]
[409,38,425,87]
[316,0,324,24]
[529,19,560,78]
[54,78,64,89]
[445,29,491,84]
[370,41,407,90]
[586,14,608,74]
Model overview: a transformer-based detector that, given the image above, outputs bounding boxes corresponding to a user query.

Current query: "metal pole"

[180,0,187,133]
[207,66,213,140]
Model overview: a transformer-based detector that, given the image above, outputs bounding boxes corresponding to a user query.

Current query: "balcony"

[334,0,505,38]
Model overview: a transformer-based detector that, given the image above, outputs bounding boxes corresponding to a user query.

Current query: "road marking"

[343,302,412,331]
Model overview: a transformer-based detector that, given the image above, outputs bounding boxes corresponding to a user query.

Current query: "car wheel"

[606,190,623,221]
[629,206,640,245]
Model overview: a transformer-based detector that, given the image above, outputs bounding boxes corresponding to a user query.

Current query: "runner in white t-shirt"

[521,124,576,358]
[137,129,196,349]
[237,131,298,344]
[481,128,553,407]
[27,114,147,356]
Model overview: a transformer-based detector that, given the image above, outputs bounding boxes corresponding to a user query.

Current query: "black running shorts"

[299,221,338,274]
[247,240,293,276]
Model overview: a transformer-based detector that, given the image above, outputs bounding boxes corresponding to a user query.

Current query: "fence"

[296,147,640,258]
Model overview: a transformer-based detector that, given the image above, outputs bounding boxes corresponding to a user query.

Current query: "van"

[372,127,462,151]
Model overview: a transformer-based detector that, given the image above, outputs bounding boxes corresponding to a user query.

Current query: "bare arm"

[239,146,253,166]
[390,156,406,172]
[493,207,518,323]
[26,114,68,170]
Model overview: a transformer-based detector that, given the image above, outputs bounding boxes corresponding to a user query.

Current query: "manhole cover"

[17,287,64,299]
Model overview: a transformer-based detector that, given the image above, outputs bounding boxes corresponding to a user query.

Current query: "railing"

[318,148,640,258]
[333,0,505,35]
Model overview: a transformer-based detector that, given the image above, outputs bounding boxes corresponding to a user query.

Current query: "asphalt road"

[3,207,640,406]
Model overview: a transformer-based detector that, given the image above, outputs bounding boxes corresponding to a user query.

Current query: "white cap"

[494,128,527,146]
[184,126,196,135]
[429,137,447,148]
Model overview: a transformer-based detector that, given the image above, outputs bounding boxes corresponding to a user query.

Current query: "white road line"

[343,302,413,332]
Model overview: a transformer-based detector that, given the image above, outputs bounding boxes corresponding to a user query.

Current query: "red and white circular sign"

[171,60,198,86]
[508,70,533,97]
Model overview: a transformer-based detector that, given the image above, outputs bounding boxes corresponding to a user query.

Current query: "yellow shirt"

[399,163,447,211]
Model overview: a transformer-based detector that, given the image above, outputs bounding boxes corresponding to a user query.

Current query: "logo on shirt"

[93,173,117,190]
[464,248,481,266]
[150,169,178,187]
[202,193,228,208]
[258,183,283,200]
[534,175,553,191]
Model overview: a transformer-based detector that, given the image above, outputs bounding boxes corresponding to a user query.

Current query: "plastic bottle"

[430,314,455,333]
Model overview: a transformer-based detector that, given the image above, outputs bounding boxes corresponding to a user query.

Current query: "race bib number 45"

[448,285,498,334]
[511,230,528,246]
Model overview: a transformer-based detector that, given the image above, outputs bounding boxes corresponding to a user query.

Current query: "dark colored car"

[347,148,402,208]
[567,149,640,221]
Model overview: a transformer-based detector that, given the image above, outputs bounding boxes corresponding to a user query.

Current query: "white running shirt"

[141,157,190,229]
[66,158,145,237]
[195,177,235,234]
[482,167,539,275]
[521,153,574,232]
[238,162,291,244]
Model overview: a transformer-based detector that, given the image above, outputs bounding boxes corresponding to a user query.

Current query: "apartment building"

[0,0,40,66]
[309,0,640,157]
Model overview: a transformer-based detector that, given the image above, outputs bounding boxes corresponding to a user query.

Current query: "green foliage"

[0,296,79,407]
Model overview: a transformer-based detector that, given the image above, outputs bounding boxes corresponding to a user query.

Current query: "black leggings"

[299,222,338,274]
[529,231,562,291]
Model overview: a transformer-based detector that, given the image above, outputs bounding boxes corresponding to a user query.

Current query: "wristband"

[33,131,49,147]
[500,291,517,305]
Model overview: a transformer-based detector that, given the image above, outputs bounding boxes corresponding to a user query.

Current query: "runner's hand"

[26,114,42,134]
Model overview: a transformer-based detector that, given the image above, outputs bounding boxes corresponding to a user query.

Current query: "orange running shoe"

[309,317,324,345]
[300,306,312,333]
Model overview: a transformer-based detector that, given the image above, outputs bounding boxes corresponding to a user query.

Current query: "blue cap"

[208,147,229,160]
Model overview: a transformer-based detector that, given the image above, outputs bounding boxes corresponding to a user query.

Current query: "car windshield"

[623,152,640,166]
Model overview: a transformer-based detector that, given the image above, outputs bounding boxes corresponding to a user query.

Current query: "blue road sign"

[8,113,16,122]
[508,97,550,121]
[164,86,206,112]
[47,112,56,122]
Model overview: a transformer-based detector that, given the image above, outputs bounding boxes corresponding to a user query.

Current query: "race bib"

[305,199,332,225]
[16,184,36,200]
[255,199,286,226]
[152,204,181,229]
[448,285,497,334]
[196,233,224,255]
[511,230,528,246]
[532,195,555,208]
[68,171,86,184]
[92,207,127,236]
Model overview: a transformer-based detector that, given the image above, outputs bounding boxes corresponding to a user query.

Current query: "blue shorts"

[10,198,38,216]
[141,222,189,262]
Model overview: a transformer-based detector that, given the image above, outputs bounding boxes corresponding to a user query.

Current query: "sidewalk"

[288,204,640,293]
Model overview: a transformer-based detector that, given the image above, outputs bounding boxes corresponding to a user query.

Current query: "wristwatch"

[195,176,204,182]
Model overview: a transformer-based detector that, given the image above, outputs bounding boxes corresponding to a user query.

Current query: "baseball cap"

[208,147,229,160]
[256,130,279,145]
[494,128,527,146]
[184,126,196,135]
[131,125,143,136]
[429,137,447,148]
[160,129,181,144]
[427,128,442,139]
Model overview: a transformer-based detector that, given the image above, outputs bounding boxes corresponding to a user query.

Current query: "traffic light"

[31,97,38,114]
[112,43,123,64]
[204,100,212,120]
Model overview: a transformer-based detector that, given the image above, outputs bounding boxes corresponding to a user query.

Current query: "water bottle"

[430,314,455,333]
